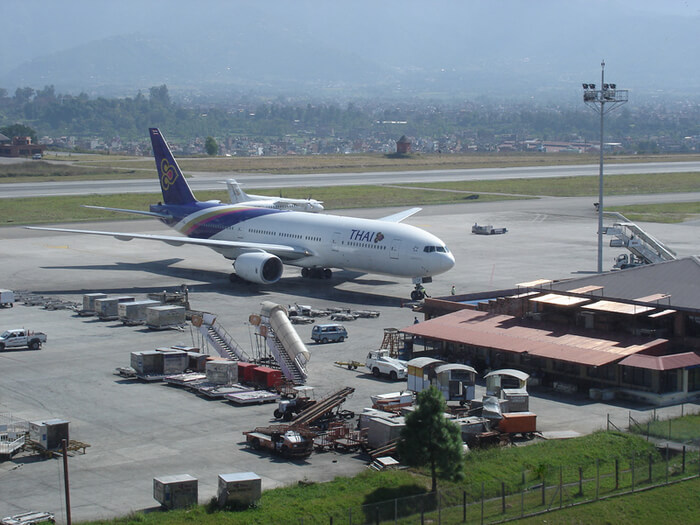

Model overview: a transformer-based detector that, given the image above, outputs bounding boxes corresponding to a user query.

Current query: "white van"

[311,324,348,343]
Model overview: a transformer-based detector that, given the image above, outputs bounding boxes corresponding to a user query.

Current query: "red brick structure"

[0,135,45,157]
[396,135,411,154]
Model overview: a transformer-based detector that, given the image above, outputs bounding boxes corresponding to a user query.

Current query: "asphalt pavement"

[1,191,699,522]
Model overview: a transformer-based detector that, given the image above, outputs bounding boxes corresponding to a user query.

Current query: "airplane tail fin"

[225,179,250,204]
[149,128,197,206]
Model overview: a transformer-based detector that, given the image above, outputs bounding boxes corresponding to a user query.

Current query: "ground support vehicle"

[366,350,408,380]
[289,315,315,325]
[311,323,348,343]
[352,309,380,318]
[334,360,362,370]
[1,511,55,524]
[472,223,507,235]
[243,425,314,459]
[0,329,46,350]
[329,312,358,321]
[273,386,317,421]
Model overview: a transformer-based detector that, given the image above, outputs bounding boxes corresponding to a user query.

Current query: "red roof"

[618,352,700,371]
[402,309,668,367]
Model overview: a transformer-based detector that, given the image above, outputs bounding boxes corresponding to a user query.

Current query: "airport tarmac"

[1,193,700,522]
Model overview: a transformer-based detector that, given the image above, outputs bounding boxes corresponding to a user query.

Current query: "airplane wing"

[25,226,311,259]
[378,207,422,223]
[82,205,171,219]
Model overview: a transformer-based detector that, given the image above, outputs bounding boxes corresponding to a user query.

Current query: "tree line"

[1,84,698,151]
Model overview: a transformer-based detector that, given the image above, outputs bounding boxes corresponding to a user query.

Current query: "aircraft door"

[332,232,342,252]
[390,239,401,260]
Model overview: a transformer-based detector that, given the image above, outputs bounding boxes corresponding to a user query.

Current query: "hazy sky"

[2,1,699,101]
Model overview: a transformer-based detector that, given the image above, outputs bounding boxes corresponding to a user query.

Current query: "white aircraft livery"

[226,179,324,212]
[28,128,454,299]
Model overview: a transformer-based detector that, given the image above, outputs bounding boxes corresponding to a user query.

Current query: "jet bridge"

[603,213,676,269]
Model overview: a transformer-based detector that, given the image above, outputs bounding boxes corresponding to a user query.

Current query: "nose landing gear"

[302,267,333,279]
[410,284,429,301]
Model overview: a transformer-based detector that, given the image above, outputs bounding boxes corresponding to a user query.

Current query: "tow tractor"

[273,386,316,421]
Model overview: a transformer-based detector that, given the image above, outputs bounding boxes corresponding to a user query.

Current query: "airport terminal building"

[404,257,700,406]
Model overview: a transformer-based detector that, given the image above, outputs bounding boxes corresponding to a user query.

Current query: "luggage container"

[118,299,161,325]
[238,362,257,383]
[29,419,69,450]
[146,305,186,330]
[95,296,135,320]
[130,350,164,376]
[218,472,261,508]
[81,293,108,314]
[162,350,189,375]
[153,474,198,509]
[187,352,208,372]
[206,360,238,385]
[251,366,282,388]
[0,289,15,308]
[497,412,537,436]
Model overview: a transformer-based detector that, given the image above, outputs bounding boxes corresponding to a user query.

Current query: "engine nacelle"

[233,252,284,284]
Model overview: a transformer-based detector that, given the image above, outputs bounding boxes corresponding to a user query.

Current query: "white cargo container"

[29,419,69,450]
[217,472,261,508]
[82,293,108,313]
[130,350,164,376]
[146,305,186,330]
[153,474,198,509]
[118,299,161,325]
[162,350,189,375]
[0,289,15,308]
[95,296,135,320]
[205,360,238,385]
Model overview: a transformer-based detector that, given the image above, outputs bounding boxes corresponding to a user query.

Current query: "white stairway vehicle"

[259,302,309,384]
[197,313,250,362]
[604,213,676,269]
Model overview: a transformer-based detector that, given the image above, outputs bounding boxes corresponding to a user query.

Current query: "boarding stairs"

[264,326,307,384]
[603,214,676,268]
[291,386,355,428]
[198,313,250,361]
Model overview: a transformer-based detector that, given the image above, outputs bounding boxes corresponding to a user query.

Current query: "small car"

[311,323,348,343]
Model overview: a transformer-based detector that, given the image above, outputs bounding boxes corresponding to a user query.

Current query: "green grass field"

[81,431,700,525]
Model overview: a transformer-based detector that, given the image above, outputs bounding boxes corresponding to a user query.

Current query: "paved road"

[2,161,700,198]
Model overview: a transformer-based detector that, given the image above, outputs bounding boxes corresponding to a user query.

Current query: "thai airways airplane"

[225,179,324,212]
[27,128,454,299]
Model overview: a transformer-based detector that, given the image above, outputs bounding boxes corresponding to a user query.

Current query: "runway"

[2,160,700,198]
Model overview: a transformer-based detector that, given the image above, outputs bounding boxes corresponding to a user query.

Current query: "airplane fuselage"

[153,202,454,279]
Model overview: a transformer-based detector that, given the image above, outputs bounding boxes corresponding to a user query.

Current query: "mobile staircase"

[265,327,307,384]
[259,302,310,385]
[196,312,250,361]
[603,213,677,269]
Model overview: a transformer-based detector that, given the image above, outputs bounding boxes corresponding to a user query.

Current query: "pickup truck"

[366,349,408,381]
[0,329,47,350]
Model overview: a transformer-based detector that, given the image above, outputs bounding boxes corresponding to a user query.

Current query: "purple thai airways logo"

[160,159,179,190]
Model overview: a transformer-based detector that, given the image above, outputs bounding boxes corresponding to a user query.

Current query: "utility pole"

[582,61,628,272]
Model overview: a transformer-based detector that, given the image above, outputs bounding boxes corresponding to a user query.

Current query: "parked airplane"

[27,128,454,299]
[225,179,323,212]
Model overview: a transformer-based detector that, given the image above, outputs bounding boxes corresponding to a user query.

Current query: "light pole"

[582,61,628,273]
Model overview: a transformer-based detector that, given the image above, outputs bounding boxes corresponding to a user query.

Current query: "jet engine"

[233,252,284,284]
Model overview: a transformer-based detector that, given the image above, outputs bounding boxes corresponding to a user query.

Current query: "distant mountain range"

[2,1,699,101]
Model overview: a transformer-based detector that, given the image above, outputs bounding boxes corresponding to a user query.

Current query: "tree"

[397,385,464,492]
[205,136,219,156]
[0,124,37,143]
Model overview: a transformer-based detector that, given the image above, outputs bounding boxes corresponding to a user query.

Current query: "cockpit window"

[423,245,448,253]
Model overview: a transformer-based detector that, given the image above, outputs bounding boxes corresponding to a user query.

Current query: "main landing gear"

[301,267,332,279]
